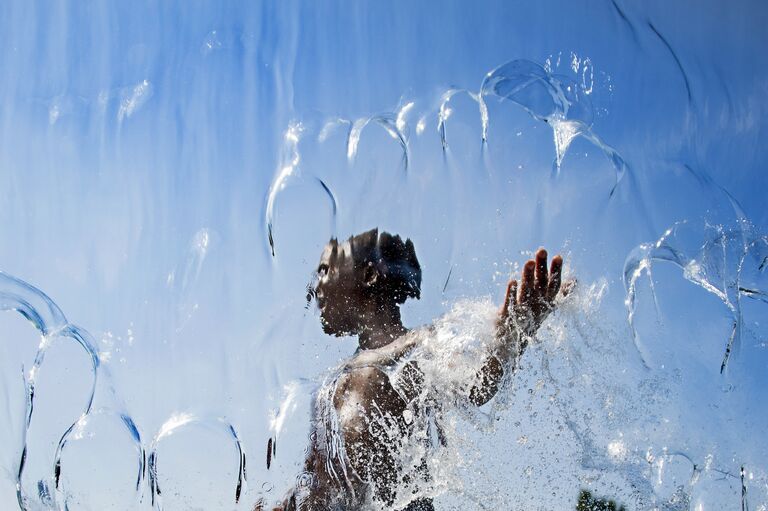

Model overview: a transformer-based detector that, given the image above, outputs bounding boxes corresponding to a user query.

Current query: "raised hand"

[498,248,571,340]
[469,248,571,406]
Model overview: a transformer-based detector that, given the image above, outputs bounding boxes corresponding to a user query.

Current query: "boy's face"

[315,240,368,336]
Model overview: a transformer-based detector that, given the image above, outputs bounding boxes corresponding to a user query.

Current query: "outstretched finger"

[535,248,548,297]
[519,260,536,305]
[500,279,518,321]
[547,255,563,301]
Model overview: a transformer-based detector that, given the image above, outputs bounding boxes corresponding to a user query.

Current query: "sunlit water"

[1,2,766,510]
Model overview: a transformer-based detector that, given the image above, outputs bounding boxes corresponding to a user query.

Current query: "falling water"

[1,1,767,510]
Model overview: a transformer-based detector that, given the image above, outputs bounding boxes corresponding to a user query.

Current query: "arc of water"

[436,88,483,150]
[623,222,768,374]
[52,408,146,509]
[346,113,409,169]
[479,59,628,195]
[147,413,247,510]
[265,122,339,258]
[1,272,146,510]
[0,273,96,510]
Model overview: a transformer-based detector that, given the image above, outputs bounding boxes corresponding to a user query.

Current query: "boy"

[261,229,569,510]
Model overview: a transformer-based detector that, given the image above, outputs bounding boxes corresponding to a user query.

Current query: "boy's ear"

[363,261,380,287]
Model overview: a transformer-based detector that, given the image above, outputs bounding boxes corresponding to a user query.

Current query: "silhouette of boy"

[260,229,569,510]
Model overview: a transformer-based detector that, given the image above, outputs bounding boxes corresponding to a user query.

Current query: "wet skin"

[261,244,570,511]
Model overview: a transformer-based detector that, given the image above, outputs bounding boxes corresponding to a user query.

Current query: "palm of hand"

[498,248,572,338]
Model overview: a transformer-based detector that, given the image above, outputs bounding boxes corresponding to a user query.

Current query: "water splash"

[302,299,547,508]
[623,220,768,372]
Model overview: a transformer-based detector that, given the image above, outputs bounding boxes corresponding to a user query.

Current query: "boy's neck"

[357,302,406,350]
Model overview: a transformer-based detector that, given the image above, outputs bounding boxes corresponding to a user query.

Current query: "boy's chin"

[320,317,355,337]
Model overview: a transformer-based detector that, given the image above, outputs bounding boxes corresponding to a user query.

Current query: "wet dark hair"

[345,228,421,304]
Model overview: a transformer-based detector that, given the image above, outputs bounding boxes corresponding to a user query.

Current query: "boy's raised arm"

[469,249,570,406]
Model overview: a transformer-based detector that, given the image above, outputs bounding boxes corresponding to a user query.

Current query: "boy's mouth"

[316,297,330,320]
[314,284,327,310]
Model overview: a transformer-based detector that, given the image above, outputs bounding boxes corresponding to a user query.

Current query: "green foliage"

[576,489,627,511]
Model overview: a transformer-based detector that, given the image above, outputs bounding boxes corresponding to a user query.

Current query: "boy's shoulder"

[345,326,433,372]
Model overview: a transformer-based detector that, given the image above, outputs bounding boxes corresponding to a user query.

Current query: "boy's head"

[314,229,421,336]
